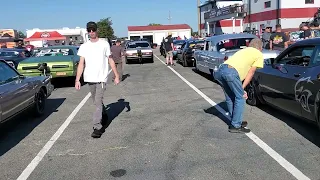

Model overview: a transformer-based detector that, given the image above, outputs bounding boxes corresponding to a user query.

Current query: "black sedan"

[246,38,320,129]
[176,40,204,67]
[0,48,31,68]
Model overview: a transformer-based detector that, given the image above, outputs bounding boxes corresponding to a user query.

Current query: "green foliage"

[18,31,26,38]
[97,18,116,39]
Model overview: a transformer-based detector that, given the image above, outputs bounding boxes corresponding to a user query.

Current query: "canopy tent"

[24,31,66,41]
[0,33,16,43]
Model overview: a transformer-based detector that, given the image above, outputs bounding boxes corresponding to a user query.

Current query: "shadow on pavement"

[204,102,231,126]
[204,101,320,148]
[102,99,131,129]
[0,98,65,157]
[122,74,130,81]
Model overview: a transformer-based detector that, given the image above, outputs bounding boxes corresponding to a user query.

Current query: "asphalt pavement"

[0,49,320,180]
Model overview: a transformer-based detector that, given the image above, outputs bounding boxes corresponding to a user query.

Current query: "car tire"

[125,57,129,64]
[245,81,260,106]
[33,88,46,117]
[150,56,154,63]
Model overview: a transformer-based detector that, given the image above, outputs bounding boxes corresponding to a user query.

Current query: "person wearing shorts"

[164,32,174,66]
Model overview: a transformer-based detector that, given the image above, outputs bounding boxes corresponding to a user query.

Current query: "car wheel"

[245,81,260,106]
[33,88,46,116]
[150,56,154,63]
[125,57,129,64]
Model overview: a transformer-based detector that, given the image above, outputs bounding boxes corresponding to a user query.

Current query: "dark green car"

[17,46,80,78]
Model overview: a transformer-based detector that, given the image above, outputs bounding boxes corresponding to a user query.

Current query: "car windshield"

[216,38,254,51]
[174,40,185,45]
[188,41,205,48]
[0,51,20,57]
[128,42,149,48]
[33,48,74,57]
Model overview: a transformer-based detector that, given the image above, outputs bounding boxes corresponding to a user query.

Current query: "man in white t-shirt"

[75,21,120,138]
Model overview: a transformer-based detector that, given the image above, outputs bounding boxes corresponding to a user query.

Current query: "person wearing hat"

[75,21,120,138]
[110,39,125,81]
[261,26,272,49]
[163,32,174,66]
[300,23,312,39]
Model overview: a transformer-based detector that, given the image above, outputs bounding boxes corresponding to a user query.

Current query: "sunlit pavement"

[0,49,319,180]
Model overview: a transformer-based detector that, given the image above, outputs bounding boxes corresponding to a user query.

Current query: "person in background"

[16,40,24,49]
[163,32,174,66]
[300,23,312,39]
[270,24,288,51]
[262,26,272,49]
[214,39,264,133]
[75,21,120,138]
[0,43,7,48]
[110,39,124,81]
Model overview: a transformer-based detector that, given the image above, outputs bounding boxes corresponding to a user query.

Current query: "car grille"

[52,65,69,68]
[22,66,39,70]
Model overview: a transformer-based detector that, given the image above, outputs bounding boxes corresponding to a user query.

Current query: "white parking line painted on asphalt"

[154,54,311,180]
[17,70,112,180]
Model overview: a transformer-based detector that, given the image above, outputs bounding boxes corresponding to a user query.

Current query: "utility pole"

[167,10,172,24]
[197,0,201,36]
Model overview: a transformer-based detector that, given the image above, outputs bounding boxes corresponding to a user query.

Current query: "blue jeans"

[214,64,245,128]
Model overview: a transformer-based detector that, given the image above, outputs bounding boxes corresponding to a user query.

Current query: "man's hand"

[243,91,248,99]
[75,81,81,90]
[114,76,120,85]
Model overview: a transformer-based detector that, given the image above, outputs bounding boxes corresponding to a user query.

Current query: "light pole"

[197,0,201,36]
[167,10,172,24]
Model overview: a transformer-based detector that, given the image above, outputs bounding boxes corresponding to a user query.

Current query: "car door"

[0,61,34,121]
[198,40,210,73]
[177,42,185,60]
[260,45,316,117]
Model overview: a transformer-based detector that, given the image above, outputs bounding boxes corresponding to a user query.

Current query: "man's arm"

[75,57,85,82]
[283,33,289,48]
[109,57,119,77]
[242,66,257,89]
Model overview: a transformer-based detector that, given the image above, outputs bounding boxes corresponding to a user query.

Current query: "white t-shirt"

[77,39,111,83]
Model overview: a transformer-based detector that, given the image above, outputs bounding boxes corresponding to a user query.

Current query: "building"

[243,0,320,34]
[25,27,89,47]
[127,24,192,45]
[199,0,245,36]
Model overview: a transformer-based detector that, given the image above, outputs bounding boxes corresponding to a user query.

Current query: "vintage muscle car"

[17,46,80,78]
[0,48,31,68]
[0,60,53,123]
[245,38,320,129]
[125,41,154,64]
[194,33,280,77]
[176,40,204,67]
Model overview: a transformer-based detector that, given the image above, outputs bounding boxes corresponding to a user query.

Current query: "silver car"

[124,41,154,64]
[194,33,281,77]
[0,60,54,123]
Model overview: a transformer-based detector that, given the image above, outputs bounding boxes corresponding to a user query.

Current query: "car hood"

[20,56,73,64]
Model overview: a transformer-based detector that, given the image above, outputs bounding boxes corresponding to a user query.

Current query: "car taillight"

[174,46,176,50]
[224,56,228,61]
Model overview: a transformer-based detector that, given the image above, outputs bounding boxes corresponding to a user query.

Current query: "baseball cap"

[116,39,121,43]
[275,24,281,28]
[86,21,97,31]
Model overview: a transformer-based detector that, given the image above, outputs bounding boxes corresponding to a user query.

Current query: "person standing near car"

[270,24,289,51]
[262,26,272,49]
[164,32,174,66]
[75,21,120,138]
[214,39,264,133]
[110,39,124,81]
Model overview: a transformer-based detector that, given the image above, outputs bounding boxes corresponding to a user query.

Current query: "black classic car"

[0,48,31,68]
[0,59,53,123]
[176,40,204,67]
[246,38,320,129]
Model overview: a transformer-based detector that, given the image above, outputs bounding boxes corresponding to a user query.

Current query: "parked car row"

[176,33,320,130]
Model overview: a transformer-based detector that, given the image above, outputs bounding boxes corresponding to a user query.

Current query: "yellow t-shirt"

[224,47,264,81]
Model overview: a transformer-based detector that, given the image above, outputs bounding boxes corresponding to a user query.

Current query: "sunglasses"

[87,28,97,32]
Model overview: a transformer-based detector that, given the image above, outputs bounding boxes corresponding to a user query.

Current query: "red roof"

[24,31,66,41]
[128,24,191,31]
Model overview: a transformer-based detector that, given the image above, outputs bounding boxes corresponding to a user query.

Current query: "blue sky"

[2,0,198,37]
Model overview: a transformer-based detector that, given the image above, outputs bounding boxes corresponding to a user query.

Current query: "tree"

[190,28,198,36]
[18,31,26,38]
[97,18,116,39]
[148,23,161,26]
